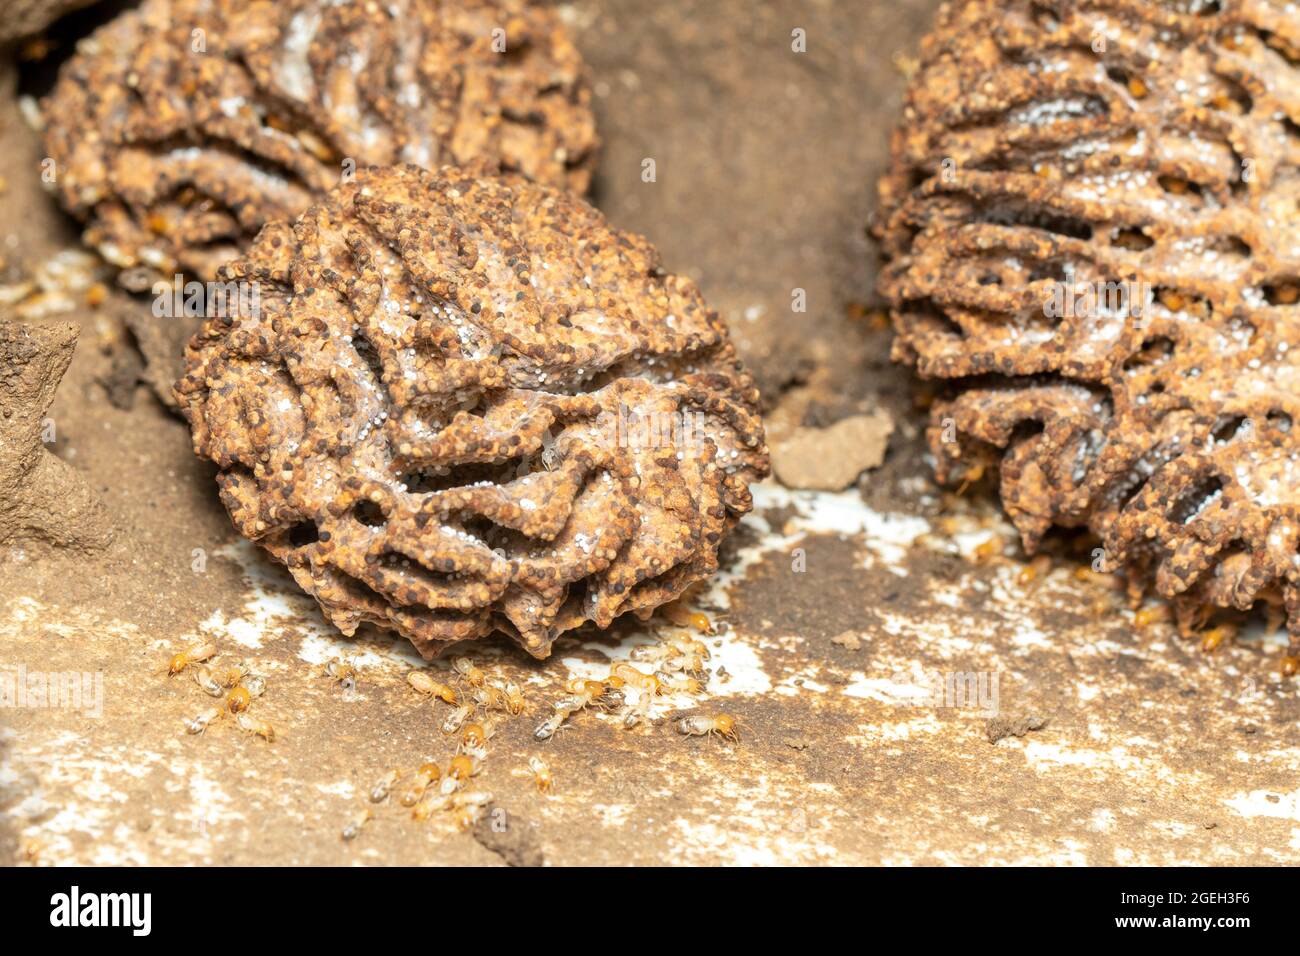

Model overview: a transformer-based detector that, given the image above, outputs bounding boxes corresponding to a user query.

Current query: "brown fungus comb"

[175,164,768,659]
[877,0,1300,664]
[42,0,597,289]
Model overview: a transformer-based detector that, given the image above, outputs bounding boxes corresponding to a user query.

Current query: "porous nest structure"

[175,164,768,659]
[877,0,1300,659]
[42,0,598,289]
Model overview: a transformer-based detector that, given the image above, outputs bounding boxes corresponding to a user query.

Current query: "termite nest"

[877,0,1300,671]
[41,0,598,288]
[175,164,769,661]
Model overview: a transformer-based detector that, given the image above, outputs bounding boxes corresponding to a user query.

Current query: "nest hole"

[353,500,387,528]
[1170,476,1224,524]
[1264,281,1300,306]
[1123,336,1175,372]
[1111,227,1154,251]
[288,521,320,547]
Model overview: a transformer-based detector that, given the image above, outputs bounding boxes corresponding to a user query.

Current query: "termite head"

[226,686,251,714]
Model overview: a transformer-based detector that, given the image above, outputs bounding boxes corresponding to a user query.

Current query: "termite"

[236,712,276,741]
[675,713,740,743]
[341,808,372,841]
[184,706,222,735]
[193,665,223,698]
[529,756,553,794]
[159,641,216,677]
[1017,554,1053,589]
[442,704,473,734]
[240,674,267,698]
[408,671,458,705]
[474,684,512,713]
[399,763,442,807]
[215,661,250,687]
[460,722,495,754]
[322,658,357,686]
[370,769,401,803]
[1200,624,1236,654]
[452,656,486,687]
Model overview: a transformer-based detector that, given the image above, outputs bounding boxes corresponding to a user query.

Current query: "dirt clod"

[985,714,1049,745]
[0,320,110,554]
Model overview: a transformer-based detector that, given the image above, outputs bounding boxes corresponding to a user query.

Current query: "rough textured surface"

[878,0,1300,662]
[176,164,768,660]
[42,0,598,288]
[12,0,1298,868]
[0,320,109,554]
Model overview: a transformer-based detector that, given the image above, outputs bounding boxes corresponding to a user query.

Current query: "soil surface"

[2,0,1299,866]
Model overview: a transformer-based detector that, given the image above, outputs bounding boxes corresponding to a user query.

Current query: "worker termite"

[452,656,486,687]
[657,651,707,677]
[158,641,217,677]
[529,756,553,794]
[560,679,619,711]
[412,792,453,821]
[370,769,402,803]
[451,791,494,828]
[215,661,250,688]
[1200,624,1236,654]
[675,713,740,743]
[1017,554,1053,589]
[662,601,713,633]
[322,658,357,687]
[971,536,1002,563]
[533,712,569,741]
[1134,604,1171,629]
[341,807,372,841]
[408,670,458,705]
[667,633,712,659]
[442,704,473,734]
[1282,655,1299,678]
[459,722,495,754]
[235,712,276,741]
[440,754,481,794]
[610,662,661,695]
[504,682,526,715]
[193,665,223,698]
[452,804,486,831]
[474,684,512,713]
[240,674,267,698]
[226,686,252,714]
[448,754,479,782]
[631,642,676,664]
[660,675,706,696]
[400,762,442,807]
[184,706,223,735]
